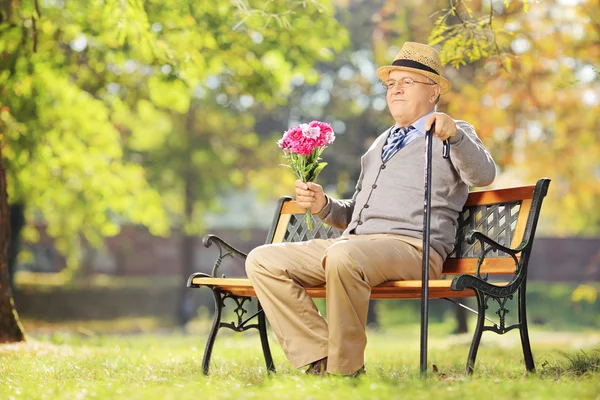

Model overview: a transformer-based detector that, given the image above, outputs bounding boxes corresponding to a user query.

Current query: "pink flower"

[278,120,335,230]
[278,121,335,156]
[302,124,321,140]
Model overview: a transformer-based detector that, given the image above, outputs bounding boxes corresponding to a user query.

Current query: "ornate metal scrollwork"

[484,294,517,333]
[453,232,525,336]
[219,292,261,332]
[469,231,521,280]
[202,234,248,278]
[452,273,523,298]
[453,231,526,299]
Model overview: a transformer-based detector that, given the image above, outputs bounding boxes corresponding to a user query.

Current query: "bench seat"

[190,277,513,299]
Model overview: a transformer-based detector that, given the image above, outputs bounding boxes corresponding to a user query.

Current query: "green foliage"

[427,0,600,235]
[571,285,598,304]
[427,1,536,68]
[428,1,517,68]
[0,0,349,266]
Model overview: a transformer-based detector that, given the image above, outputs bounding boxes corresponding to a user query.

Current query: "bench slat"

[190,277,510,300]
[511,199,531,249]
[280,185,536,215]
[442,257,518,275]
[464,185,535,206]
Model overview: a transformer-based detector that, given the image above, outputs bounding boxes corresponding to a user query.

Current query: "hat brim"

[376,65,452,94]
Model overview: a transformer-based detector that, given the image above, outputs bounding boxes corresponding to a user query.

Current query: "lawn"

[1,326,599,400]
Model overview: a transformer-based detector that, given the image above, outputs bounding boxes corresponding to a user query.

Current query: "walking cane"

[420,123,450,376]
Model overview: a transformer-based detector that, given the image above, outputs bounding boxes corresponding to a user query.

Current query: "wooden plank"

[271,213,292,244]
[368,290,475,299]
[464,185,535,206]
[306,283,477,299]
[191,258,518,291]
[280,185,536,215]
[441,257,519,275]
[281,201,308,215]
[190,277,510,300]
[511,199,532,249]
[192,278,253,287]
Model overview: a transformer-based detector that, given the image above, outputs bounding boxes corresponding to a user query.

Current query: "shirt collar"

[392,110,434,136]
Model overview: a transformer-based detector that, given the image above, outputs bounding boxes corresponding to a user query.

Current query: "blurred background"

[0,0,598,337]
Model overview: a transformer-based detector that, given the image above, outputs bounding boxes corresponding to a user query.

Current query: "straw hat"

[376,42,452,94]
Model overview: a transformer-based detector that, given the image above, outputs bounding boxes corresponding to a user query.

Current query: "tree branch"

[32,0,41,52]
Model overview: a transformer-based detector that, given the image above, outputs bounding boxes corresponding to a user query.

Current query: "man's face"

[385,70,440,126]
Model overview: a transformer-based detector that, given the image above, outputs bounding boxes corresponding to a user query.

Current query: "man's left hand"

[424,112,457,141]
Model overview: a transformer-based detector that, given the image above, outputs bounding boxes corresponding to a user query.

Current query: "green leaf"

[308,162,328,182]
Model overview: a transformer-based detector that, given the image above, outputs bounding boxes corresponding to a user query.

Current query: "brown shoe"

[305,357,328,375]
[348,366,366,378]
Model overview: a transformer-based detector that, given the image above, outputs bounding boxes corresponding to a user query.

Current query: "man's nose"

[393,85,404,94]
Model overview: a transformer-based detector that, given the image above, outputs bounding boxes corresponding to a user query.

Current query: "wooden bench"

[188,178,551,375]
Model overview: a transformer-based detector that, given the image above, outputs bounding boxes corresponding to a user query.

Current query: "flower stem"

[305,209,313,231]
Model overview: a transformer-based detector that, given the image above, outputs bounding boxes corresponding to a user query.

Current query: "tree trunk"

[0,144,25,343]
[8,203,25,303]
[178,108,197,327]
[177,169,196,326]
[366,300,379,329]
[454,300,469,334]
[178,231,195,326]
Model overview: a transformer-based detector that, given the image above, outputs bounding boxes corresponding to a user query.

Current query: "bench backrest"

[265,179,550,277]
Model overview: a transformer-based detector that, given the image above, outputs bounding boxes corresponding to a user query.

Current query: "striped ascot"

[382,125,414,163]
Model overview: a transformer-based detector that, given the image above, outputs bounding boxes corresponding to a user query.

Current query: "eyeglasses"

[382,77,437,90]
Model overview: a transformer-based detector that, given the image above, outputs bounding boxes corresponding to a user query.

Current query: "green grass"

[1,327,600,399]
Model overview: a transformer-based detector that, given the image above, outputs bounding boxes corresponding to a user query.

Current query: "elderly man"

[245,42,496,376]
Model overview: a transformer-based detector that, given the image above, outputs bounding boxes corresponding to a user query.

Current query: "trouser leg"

[324,234,443,374]
[245,238,336,368]
[246,233,443,375]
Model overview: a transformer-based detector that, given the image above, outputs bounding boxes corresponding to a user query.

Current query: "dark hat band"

[392,59,439,75]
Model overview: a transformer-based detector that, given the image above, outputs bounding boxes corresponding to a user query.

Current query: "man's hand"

[295,180,328,214]
[424,112,457,141]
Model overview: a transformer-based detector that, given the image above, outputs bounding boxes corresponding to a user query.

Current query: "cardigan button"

[357,221,363,225]
[380,165,386,170]
[372,184,377,189]
[364,204,369,208]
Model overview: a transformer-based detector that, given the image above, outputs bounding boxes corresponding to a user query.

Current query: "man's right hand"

[295,180,328,214]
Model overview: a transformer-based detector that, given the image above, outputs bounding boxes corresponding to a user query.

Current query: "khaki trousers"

[245,233,443,375]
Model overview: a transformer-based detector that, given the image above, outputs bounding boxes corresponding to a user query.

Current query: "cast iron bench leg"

[466,291,486,375]
[202,287,224,375]
[518,286,535,372]
[257,301,276,372]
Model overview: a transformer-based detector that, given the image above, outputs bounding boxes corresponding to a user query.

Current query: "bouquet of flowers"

[278,121,335,230]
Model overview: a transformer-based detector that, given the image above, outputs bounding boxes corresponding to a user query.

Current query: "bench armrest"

[200,234,248,278]
[451,231,525,297]
[451,273,522,298]
[467,230,524,277]
[203,234,248,258]
[467,231,525,257]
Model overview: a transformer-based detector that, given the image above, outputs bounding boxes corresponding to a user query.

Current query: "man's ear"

[430,85,441,103]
